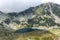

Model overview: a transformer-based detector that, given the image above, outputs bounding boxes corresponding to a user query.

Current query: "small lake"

[15,28,37,33]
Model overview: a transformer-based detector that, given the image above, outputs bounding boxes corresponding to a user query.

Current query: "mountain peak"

[0,11,4,14]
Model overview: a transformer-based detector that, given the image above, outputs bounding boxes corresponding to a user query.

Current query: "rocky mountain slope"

[0,2,60,40]
[0,2,60,30]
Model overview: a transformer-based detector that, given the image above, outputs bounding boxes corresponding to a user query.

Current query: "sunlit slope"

[16,30,56,40]
[49,29,60,36]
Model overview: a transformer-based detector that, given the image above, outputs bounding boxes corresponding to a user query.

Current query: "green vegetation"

[41,37,53,40]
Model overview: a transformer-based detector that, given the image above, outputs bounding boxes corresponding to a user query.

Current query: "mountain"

[0,2,60,40]
[27,2,60,27]
[0,2,60,31]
